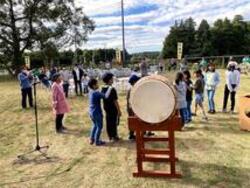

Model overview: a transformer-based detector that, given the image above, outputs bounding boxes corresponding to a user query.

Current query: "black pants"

[63,83,69,98]
[56,114,64,131]
[21,88,33,108]
[74,80,82,95]
[223,84,236,111]
[106,113,118,139]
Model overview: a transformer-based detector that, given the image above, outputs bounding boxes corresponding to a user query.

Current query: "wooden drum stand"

[128,115,183,178]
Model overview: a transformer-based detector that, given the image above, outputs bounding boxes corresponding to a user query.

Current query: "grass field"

[0,70,249,188]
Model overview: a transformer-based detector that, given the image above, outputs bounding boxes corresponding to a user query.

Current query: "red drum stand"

[128,116,183,178]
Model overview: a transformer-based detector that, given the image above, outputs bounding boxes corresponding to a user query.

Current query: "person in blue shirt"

[18,66,33,109]
[88,78,112,146]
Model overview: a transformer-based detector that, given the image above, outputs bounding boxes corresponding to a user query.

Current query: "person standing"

[101,73,122,142]
[205,63,220,114]
[174,72,188,124]
[183,70,193,123]
[18,66,33,109]
[82,73,90,95]
[72,64,84,96]
[140,58,148,77]
[222,65,241,113]
[127,75,140,140]
[193,70,208,120]
[51,73,70,133]
[60,67,71,98]
[88,78,112,146]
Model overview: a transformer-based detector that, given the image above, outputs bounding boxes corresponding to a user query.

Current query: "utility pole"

[121,0,126,67]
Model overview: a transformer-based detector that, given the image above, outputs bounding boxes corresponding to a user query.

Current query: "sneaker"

[62,126,67,130]
[89,139,95,145]
[56,129,64,134]
[222,109,227,113]
[96,141,106,146]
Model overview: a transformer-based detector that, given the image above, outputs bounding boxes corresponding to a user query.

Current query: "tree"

[162,18,196,58]
[162,15,250,58]
[195,19,213,56]
[0,0,94,75]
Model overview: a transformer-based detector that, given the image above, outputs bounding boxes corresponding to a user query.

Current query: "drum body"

[130,75,176,124]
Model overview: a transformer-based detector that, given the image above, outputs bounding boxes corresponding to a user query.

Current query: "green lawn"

[0,70,249,188]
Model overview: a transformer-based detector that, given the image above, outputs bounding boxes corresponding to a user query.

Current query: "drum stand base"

[128,116,183,178]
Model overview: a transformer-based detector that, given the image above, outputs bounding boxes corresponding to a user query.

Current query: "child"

[193,70,208,120]
[82,73,89,95]
[52,73,70,133]
[88,78,112,146]
[174,72,188,124]
[183,70,193,123]
[127,75,140,140]
[101,73,122,142]
[205,63,220,114]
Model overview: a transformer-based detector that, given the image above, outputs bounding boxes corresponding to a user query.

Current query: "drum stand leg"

[133,130,181,178]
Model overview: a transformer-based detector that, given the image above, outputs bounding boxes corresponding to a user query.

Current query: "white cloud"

[76,0,250,53]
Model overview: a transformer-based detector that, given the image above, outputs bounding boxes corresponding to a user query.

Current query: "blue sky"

[76,0,250,53]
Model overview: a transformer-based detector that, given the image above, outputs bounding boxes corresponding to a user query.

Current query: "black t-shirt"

[185,80,193,101]
[101,86,118,114]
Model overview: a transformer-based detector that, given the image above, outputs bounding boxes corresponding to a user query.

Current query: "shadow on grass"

[13,155,61,165]
[145,160,249,188]
[178,160,249,188]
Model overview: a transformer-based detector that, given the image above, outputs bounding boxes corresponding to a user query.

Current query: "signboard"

[24,56,30,69]
[177,42,183,60]
[116,49,122,65]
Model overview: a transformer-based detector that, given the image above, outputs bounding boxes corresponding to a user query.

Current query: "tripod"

[18,81,49,160]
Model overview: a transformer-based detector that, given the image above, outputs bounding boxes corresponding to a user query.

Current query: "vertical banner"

[25,56,30,69]
[116,48,122,65]
[177,42,183,60]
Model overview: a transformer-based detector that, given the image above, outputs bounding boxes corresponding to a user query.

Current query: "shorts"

[195,93,204,104]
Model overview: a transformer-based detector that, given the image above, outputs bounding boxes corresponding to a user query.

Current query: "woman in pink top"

[52,73,70,133]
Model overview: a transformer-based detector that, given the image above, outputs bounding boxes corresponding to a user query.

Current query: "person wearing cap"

[101,73,122,142]
[18,66,34,109]
[127,75,140,140]
[126,75,155,139]
[72,64,84,96]
[204,63,220,114]
[227,56,238,69]
[51,73,70,133]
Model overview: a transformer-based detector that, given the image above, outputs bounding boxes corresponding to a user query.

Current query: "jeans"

[21,88,33,108]
[90,114,103,144]
[223,84,236,111]
[56,114,64,131]
[179,108,188,124]
[186,100,192,120]
[207,90,216,111]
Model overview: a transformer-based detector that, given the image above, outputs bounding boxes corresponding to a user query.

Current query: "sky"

[76,0,250,53]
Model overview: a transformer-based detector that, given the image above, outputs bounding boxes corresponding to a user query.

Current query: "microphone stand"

[18,81,49,160]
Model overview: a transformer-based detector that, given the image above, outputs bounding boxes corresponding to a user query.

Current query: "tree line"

[162,15,250,59]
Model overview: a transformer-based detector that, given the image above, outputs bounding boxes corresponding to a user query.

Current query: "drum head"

[130,77,176,124]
